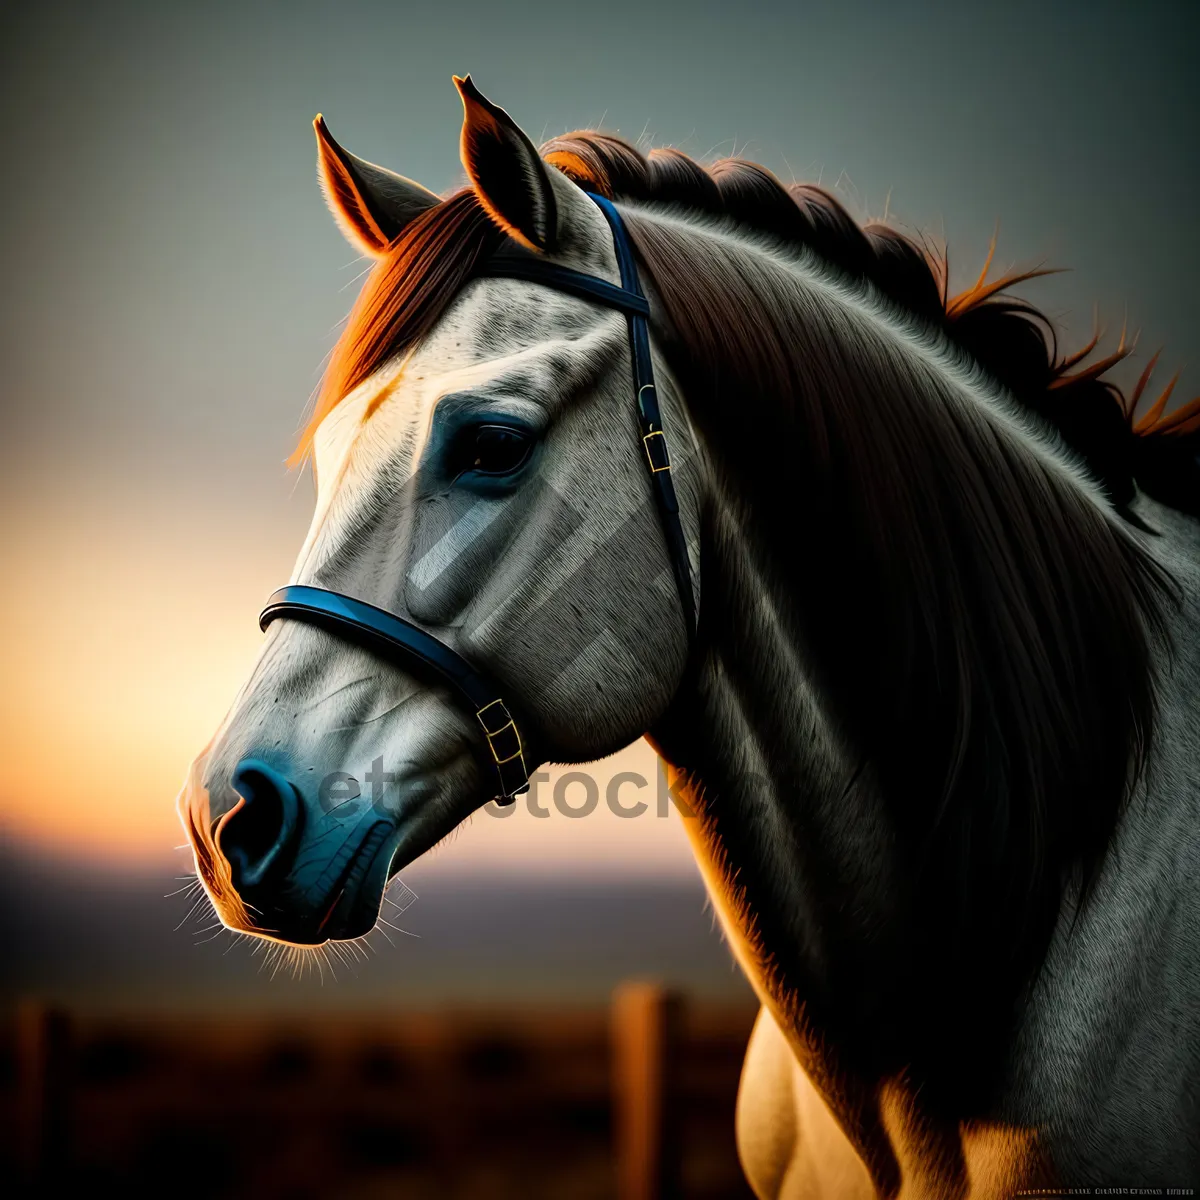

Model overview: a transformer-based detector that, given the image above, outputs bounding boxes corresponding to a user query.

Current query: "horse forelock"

[294,191,507,469]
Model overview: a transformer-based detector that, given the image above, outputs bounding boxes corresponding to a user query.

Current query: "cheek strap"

[260,585,531,802]
[484,192,697,642]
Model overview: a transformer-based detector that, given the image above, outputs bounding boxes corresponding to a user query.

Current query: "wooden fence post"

[16,999,72,1189]
[612,981,683,1200]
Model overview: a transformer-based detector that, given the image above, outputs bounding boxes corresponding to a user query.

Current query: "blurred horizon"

[0,834,754,1012]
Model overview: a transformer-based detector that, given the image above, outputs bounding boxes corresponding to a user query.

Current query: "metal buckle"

[476,700,524,766]
[475,698,509,732]
[643,430,671,473]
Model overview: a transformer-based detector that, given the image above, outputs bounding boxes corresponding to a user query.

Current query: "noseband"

[259,193,696,802]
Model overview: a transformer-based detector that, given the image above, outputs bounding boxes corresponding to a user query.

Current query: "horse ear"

[314,114,440,256]
[454,75,558,252]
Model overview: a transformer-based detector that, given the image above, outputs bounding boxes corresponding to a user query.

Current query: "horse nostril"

[221,759,303,891]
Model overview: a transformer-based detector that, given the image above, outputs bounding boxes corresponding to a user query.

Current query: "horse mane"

[300,132,1191,1001]
[540,134,1199,518]
[538,135,1185,1013]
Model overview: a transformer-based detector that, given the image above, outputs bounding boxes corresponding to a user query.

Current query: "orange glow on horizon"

[0,496,278,864]
[0,480,696,877]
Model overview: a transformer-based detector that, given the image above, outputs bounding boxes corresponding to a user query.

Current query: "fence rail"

[6,988,756,1199]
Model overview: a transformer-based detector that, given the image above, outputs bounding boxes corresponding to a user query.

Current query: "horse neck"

[649,447,1046,1192]
[649,481,926,1188]
[643,231,1164,1118]
[651,480,897,1027]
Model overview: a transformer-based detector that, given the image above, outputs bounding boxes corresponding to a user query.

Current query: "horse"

[179,76,1200,1195]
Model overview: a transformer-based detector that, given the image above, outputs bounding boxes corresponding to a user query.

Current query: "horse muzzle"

[215,758,400,945]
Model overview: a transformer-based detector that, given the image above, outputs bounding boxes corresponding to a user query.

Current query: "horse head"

[179,78,700,946]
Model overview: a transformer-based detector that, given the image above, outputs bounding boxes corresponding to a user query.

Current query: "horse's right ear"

[314,115,440,256]
[454,75,558,252]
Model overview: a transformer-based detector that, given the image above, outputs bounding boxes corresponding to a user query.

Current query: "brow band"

[481,252,651,317]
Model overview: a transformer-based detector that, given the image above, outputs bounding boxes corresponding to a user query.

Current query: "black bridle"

[259,193,696,802]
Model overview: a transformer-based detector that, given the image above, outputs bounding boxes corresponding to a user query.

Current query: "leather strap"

[259,586,530,799]
[484,252,650,317]
[481,195,697,642]
[584,193,697,643]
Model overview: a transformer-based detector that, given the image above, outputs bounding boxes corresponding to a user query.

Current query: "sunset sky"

[2,0,1196,881]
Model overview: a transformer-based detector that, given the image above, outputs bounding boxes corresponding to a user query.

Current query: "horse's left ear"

[314,115,440,256]
[454,75,558,252]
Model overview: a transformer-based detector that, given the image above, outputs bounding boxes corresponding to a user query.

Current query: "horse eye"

[452,424,534,477]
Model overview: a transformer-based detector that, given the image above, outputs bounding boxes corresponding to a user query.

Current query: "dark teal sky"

[3,0,1196,494]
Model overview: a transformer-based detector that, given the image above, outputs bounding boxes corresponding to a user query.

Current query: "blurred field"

[2,995,758,1199]
[0,831,758,1195]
